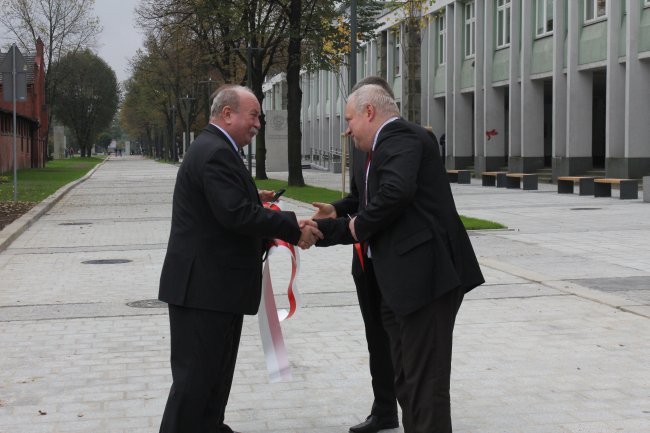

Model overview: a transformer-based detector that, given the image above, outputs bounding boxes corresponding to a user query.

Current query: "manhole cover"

[59,222,93,226]
[127,299,166,308]
[570,208,602,211]
[82,259,132,264]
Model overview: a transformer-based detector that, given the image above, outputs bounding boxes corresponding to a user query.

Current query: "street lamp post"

[198,77,218,123]
[179,94,195,157]
[169,105,177,161]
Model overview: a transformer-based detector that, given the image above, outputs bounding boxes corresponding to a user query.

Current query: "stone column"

[451,1,474,169]
[605,0,626,177]
[563,0,593,176]
[623,0,650,178]
[508,0,523,170]
[552,0,568,180]
[444,4,455,169]
[474,0,486,169]
[481,0,507,173]
[52,125,65,159]
[517,0,545,173]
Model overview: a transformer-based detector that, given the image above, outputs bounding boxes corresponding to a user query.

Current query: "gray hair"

[350,84,399,117]
[210,85,255,117]
[351,76,395,99]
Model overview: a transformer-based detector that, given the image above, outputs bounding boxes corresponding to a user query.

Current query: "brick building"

[0,38,48,172]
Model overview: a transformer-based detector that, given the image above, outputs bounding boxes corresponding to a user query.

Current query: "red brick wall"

[0,39,47,171]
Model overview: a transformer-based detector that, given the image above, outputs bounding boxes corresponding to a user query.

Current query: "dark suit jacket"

[318,119,484,316]
[159,124,301,315]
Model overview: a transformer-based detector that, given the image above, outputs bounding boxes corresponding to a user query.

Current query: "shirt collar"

[372,116,399,152]
[210,123,239,153]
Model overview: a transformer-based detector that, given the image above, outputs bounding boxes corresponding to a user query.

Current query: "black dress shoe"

[349,414,399,433]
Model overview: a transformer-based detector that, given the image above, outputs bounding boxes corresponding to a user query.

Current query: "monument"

[265,110,288,172]
[52,125,65,159]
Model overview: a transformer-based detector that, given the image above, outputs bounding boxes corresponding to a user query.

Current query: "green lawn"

[0,157,105,203]
[255,178,505,230]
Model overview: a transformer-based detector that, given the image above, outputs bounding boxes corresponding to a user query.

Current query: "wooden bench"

[594,178,639,199]
[557,176,597,196]
[506,173,538,190]
[482,171,507,187]
[447,169,472,184]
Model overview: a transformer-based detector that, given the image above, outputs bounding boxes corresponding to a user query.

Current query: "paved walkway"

[0,156,648,433]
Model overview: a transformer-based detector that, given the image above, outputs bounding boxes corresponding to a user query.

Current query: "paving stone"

[0,157,648,432]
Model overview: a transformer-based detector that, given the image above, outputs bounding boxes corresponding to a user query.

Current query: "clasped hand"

[297,219,323,250]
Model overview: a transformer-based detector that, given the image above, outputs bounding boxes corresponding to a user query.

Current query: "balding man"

[158,85,322,433]
[313,76,398,433]
[316,85,484,433]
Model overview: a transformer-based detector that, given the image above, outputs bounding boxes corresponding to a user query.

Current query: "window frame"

[464,1,476,59]
[437,13,446,66]
[496,0,512,49]
[394,27,401,77]
[535,0,554,38]
[584,0,607,25]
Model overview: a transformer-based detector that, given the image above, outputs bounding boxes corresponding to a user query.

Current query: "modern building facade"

[0,38,48,172]
[263,0,650,179]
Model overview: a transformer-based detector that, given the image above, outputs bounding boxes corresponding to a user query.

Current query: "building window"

[437,13,446,65]
[585,0,607,24]
[496,0,511,49]
[393,28,401,77]
[464,1,475,58]
[360,47,367,78]
[536,0,554,37]
[645,0,650,7]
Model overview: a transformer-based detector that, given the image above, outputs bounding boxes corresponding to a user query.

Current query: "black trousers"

[160,304,243,433]
[352,256,397,418]
[381,286,464,433]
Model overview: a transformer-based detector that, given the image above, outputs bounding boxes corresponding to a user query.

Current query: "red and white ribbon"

[258,201,301,382]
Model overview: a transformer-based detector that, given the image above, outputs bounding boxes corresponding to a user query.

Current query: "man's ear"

[223,106,232,124]
[365,104,376,122]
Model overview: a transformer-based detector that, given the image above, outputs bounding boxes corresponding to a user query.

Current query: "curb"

[478,257,650,319]
[0,159,108,253]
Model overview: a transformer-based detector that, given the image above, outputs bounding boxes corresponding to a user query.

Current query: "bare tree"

[0,0,101,160]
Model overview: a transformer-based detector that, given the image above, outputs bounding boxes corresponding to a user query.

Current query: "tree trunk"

[252,56,268,179]
[403,18,421,124]
[286,0,305,187]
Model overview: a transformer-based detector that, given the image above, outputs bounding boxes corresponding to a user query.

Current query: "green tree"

[282,0,383,186]
[52,50,119,157]
[137,0,289,179]
[95,131,112,153]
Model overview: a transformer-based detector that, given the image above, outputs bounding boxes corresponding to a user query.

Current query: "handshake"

[295,202,358,250]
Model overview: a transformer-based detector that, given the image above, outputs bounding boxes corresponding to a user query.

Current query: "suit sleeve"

[202,147,301,244]
[314,217,356,247]
[354,128,422,242]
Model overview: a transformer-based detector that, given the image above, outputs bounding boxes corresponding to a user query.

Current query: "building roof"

[0,51,38,85]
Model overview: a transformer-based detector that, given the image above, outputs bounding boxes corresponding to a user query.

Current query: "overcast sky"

[93,0,145,83]
[0,0,144,84]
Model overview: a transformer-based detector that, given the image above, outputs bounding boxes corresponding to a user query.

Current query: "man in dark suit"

[312,76,398,433]
[316,84,484,433]
[158,85,322,433]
